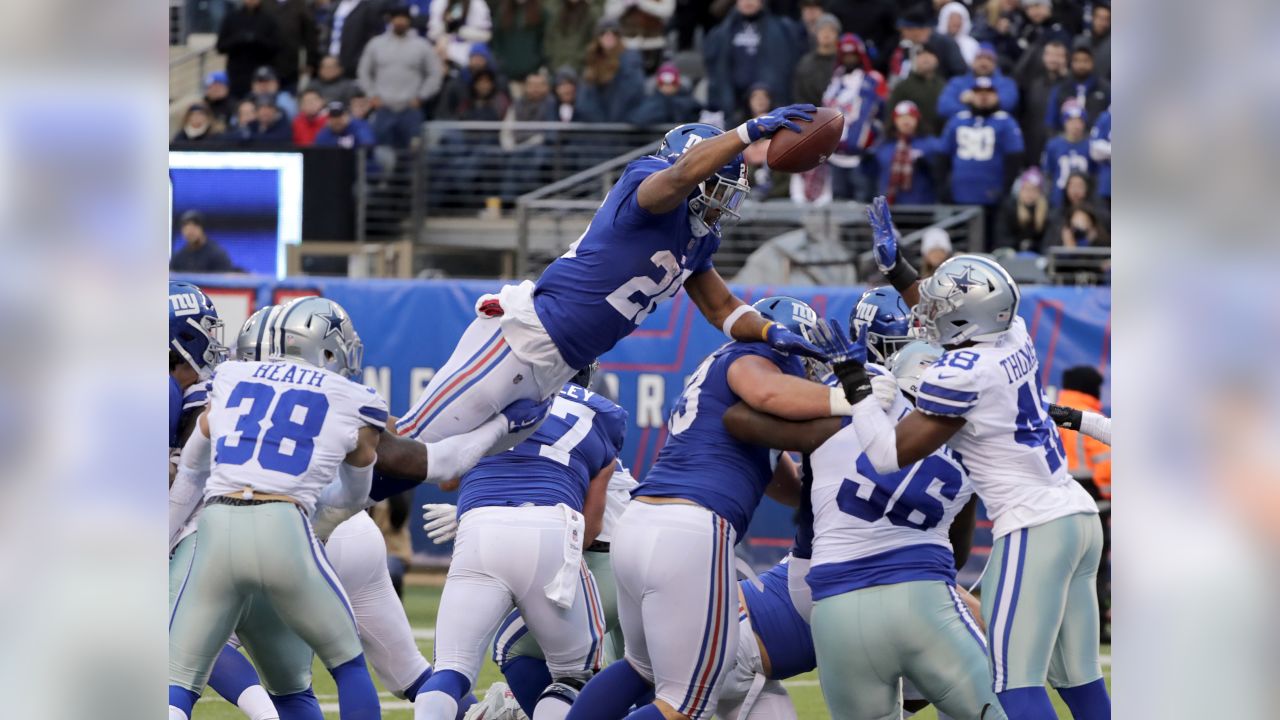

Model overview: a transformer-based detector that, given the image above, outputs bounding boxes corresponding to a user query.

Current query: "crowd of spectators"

[173,0,1111,251]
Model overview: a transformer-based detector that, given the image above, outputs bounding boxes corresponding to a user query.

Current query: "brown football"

[765,107,845,173]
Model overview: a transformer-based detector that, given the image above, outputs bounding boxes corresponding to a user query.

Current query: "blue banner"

[180,274,1110,581]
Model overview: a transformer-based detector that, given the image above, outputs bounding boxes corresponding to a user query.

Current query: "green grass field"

[195,581,1110,718]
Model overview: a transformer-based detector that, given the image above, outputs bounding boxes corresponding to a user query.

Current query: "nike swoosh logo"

[936,373,957,379]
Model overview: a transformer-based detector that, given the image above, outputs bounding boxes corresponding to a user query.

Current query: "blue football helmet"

[657,123,750,233]
[753,296,818,339]
[850,286,912,366]
[168,280,227,378]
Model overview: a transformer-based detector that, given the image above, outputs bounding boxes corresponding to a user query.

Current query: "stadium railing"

[1047,245,1112,285]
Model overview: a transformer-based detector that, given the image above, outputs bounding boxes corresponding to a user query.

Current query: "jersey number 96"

[837,454,963,531]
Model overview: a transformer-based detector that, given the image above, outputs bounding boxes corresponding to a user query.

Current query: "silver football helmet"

[911,255,1020,347]
[270,297,365,378]
[235,304,281,361]
[887,340,944,399]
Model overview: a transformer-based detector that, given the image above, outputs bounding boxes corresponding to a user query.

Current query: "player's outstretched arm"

[727,354,846,420]
[867,196,922,307]
[685,269,826,359]
[636,104,815,214]
[1049,403,1112,446]
[722,401,844,454]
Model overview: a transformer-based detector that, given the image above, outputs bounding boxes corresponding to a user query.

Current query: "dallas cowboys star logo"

[947,267,982,294]
[316,308,346,340]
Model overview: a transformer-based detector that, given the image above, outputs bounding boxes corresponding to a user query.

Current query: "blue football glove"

[810,318,867,367]
[740,103,816,142]
[811,319,873,404]
[764,321,828,361]
[500,396,553,434]
[866,195,898,275]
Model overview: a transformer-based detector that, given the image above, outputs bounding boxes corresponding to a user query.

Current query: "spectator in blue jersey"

[632,63,703,127]
[1045,38,1110,133]
[936,43,1019,121]
[1042,102,1093,207]
[823,32,884,201]
[575,18,645,123]
[939,76,1025,248]
[247,94,293,144]
[703,0,807,122]
[873,100,940,206]
[314,99,377,148]
[1089,105,1111,207]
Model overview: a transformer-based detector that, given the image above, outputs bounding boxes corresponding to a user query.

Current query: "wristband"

[885,248,919,293]
[760,321,777,342]
[736,123,753,144]
[721,304,759,338]
[829,386,855,416]
[832,361,871,404]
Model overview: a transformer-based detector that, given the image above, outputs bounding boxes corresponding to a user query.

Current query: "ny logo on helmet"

[169,293,201,316]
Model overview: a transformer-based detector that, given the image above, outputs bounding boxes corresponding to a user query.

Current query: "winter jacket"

[576,49,645,123]
[293,113,328,146]
[1045,73,1110,132]
[216,5,282,98]
[269,0,319,87]
[936,2,980,67]
[631,88,702,126]
[543,1,599,72]
[490,4,547,81]
[248,116,293,144]
[886,71,945,135]
[328,0,391,80]
[702,8,806,116]
[793,51,836,107]
[314,118,377,148]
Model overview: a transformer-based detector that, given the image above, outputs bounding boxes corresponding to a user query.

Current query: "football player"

[167,282,281,720]
[489,459,639,717]
[234,306,500,720]
[569,297,851,720]
[825,197,1110,719]
[723,325,1003,719]
[414,363,627,720]
[395,111,828,453]
[168,296,392,720]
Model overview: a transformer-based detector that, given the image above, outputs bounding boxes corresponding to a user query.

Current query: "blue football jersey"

[941,110,1025,205]
[740,561,816,680]
[638,342,804,539]
[169,376,183,449]
[533,155,721,370]
[1042,135,1093,207]
[458,383,628,516]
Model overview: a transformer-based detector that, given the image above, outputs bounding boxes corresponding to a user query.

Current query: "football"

[766,107,845,173]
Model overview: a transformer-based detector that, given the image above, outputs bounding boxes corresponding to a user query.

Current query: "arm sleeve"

[169,430,212,547]
[354,385,390,429]
[318,459,374,511]
[357,40,376,93]
[1080,411,1111,446]
[914,359,982,418]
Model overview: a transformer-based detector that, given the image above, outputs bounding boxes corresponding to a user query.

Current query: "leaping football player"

[822,197,1110,719]
[395,109,828,450]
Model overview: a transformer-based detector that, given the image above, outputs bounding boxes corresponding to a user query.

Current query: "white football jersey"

[913,317,1097,538]
[810,391,973,571]
[205,360,388,513]
[596,460,638,544]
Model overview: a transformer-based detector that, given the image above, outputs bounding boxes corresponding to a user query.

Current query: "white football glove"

[422,503,459,544]
[870,373,899,411]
